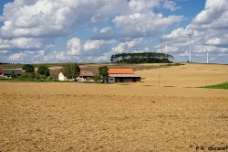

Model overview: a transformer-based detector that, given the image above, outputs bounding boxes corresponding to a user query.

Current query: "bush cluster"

[160,63,185,67]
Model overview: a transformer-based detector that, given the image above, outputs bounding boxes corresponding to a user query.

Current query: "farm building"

[79,71,94,81]
[108,68,141,83]
[58,70,68,81]
[0,69,22,77]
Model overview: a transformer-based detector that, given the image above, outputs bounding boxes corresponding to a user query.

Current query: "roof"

[79,71,94,77]
[1,69,22,75]
[108,69,134,74]
[109,74,141,78]
[59,70,65,75]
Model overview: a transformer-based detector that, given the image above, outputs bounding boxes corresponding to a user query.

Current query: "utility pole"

[158,69,161,86]
[226,78,227,89]
[71,64,74,82]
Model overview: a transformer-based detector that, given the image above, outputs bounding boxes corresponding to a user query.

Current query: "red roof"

[79,71,94,77]
[59,70,65,75]
[108,69,134,74]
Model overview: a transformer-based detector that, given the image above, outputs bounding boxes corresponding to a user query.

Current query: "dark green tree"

[22,64,35,73]
[98,66,109,83]
[37,65,50,76]
[62,62,80,79]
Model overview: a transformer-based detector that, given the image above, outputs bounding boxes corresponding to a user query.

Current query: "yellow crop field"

[0,63,228,151]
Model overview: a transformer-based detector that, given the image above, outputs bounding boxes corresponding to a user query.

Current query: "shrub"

[10,71,17,78]
[39,75,47,80]
[93,74,101,82]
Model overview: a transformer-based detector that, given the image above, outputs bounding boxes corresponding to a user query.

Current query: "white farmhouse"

[58,71,68,81]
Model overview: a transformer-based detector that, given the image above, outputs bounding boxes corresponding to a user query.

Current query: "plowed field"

[0,63,228,151]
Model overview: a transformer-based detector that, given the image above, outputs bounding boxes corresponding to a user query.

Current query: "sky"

[0,0,228,64]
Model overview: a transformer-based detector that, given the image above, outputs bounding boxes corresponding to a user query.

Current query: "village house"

[79,71,94,81]
[108,68,141,83]
[58,70,68,81]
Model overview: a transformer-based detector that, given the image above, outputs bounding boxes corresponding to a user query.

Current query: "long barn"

[108,68,141,83]
[0,69,22,78]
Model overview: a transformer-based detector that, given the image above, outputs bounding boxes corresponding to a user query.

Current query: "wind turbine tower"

[185,34,192,62]
[204,46,209,64]
[199,43,209,63]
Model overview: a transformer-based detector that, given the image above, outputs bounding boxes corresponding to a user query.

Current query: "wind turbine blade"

[203,46,209,52]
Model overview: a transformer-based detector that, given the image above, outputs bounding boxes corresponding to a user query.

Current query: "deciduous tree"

[99,66,109,83]
[62,62,80,80]
[22,64,35,73]
[37,65,50,76]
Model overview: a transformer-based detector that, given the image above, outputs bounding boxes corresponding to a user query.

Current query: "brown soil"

[0,63,228,152]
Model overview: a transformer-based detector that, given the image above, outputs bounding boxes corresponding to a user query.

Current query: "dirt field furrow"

[0,64,228,151]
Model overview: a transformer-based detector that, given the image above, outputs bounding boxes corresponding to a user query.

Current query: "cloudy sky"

[0,0,227,64]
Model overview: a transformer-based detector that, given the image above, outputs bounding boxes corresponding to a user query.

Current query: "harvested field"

[0,63,228,151]
[136,63,228,87]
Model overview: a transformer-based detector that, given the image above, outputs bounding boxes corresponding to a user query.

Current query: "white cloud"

[84,39,115,51]
[0,0,129,63]
[163,0,180,11]
[113,12,183,39]
[111,38,142,53]
[192,0,228,29]
[0,38,46,50]
[0,0,128,38]
[67,38,81,56]
[128,0,160,12]
[100,27,112,33]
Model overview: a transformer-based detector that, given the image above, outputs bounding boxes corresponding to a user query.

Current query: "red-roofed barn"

[108,68,141,83]
[79,71,94,81]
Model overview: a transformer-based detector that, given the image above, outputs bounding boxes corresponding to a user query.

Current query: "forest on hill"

[110,52,174,63]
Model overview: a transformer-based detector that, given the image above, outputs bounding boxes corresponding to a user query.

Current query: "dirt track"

[0,63,228,151]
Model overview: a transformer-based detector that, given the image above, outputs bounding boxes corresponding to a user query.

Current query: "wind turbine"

[185,33,192,62]
[160,38,163,53]
[198,43,209,63]
[164,43,167,53]
[18,51,23,64]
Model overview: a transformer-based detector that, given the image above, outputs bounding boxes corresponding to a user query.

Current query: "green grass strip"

[163,86,175,87]
[200,82,228,90]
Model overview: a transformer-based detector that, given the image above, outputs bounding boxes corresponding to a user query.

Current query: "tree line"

[0,62,22,65]
[110,52,174,63]
[2,62,109,83]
